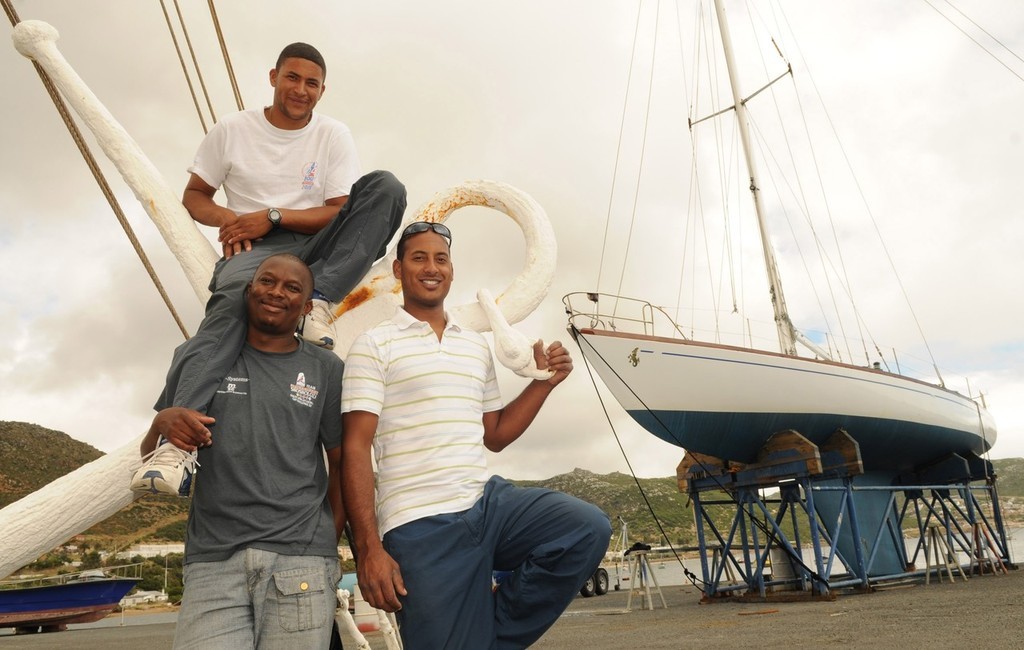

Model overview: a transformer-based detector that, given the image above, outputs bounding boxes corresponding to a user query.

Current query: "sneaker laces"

[135,442,201,474]
[297,299,334,335]
[308,298,335,323]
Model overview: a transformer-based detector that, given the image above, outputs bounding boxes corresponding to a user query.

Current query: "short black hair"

[276,42,326,79]
[253,253,315,300]
[397,229,452,260]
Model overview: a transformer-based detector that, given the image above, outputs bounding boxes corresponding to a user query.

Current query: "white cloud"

[2,0,1021,482]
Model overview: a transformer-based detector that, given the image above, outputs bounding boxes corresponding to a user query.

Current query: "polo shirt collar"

[393,307,463,333]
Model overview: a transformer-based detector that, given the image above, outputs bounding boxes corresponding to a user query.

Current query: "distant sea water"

[71,610,179,630]
[0,611,178,636]
[623,527,1024,588]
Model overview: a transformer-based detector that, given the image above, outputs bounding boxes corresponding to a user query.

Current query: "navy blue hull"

[0,579,138,628]
[629,409,987,472]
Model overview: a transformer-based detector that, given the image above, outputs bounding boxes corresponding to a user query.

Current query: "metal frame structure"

[679,429,1013,602]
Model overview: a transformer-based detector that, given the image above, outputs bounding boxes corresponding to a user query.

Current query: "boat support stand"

[678,429,1014,603]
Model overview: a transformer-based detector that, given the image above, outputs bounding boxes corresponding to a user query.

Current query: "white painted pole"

[12,20,217,302]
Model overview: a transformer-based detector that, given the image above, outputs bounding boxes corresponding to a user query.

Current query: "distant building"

[118,543,354,560]
[118,543,185,559]
[122,590,169,607]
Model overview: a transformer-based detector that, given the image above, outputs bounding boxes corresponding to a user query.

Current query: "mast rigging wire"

[770,2,945,383]
[159,0,215,133]
[595,0,644,297]
[3,0,190,340]
[925,0,1024,83]
[207,0,245,111]
[575,328,705,591]
[613,0,663,302]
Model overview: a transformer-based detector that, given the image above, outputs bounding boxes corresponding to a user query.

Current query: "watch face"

[269,209,282,226]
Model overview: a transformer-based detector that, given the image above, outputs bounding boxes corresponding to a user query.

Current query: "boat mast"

[713,0,797,356]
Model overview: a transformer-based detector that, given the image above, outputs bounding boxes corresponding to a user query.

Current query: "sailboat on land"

[566,0,997,477]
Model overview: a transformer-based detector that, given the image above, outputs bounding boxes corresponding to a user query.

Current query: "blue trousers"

[157,170,406,411]
[383,476,611,649]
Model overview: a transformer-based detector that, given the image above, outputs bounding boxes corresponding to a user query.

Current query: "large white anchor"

[407,182,556,381]
[1,20,556,578]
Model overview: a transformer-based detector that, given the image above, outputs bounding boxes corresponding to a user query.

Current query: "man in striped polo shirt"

[341,221,611,649]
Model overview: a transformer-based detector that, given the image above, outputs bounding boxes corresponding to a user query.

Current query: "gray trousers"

[157,170,406,411]
[173,549,340,649]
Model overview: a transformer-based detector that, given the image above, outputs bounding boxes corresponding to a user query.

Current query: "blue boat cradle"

[677,428,1012,601]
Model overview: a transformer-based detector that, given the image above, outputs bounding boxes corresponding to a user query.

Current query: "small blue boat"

[0,568,140,634]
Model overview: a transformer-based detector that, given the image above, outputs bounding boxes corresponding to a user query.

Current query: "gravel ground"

[2,569,1019,648]
[534,570,1022,649]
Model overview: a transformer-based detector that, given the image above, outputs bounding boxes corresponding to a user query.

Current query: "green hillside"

[0,421,103,507]
[514,470,694,546]
[0,421,190,550]
[993,457,1024,496]
[2,421,1023,557]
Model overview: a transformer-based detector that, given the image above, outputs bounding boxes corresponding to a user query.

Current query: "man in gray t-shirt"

[141,253,344,649]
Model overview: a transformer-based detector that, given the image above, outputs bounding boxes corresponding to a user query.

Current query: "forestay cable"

[4,0,190,340]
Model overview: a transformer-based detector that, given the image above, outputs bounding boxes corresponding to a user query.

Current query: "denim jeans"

[173,548,340,649]
[383,476,611,649]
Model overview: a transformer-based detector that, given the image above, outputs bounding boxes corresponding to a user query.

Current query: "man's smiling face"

[394,230,453,311]
[246,255,313,335]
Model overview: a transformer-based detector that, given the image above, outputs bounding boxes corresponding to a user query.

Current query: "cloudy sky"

[1,0,1022,481]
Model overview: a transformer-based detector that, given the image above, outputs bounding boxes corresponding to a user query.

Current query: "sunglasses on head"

[399,221,452,245]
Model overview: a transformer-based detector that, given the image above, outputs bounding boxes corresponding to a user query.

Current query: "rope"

[925,0,1024,83]
[4,0,190,340]
[207,0,244,111]
[595,0,644,294]
[614,0,662,302]
[575,330,705,591]
[159,0,212,133]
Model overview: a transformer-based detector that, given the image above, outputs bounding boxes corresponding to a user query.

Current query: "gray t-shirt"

[173,341,343,563]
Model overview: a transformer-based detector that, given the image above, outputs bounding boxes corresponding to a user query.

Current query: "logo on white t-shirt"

[302,162,318,190]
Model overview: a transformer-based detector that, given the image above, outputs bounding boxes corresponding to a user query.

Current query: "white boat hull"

[573,327,997,473]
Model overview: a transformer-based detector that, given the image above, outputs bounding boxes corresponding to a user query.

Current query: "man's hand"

[533,339,573,387]
[151,407,215,452]
[218,211,273,258]
[356,547,407,613]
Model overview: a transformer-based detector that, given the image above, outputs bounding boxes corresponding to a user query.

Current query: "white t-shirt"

[342,308,503,536]
[188,108,362,215]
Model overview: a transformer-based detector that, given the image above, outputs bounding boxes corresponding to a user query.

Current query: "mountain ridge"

[3,421,1022,557]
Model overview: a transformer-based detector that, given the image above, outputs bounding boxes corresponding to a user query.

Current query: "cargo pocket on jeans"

[272,568,325,632]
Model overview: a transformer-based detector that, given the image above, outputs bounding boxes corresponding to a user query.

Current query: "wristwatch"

[267,208,282,229]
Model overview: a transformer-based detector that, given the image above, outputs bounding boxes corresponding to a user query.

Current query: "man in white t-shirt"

[341,222,611,649]
[166,42,405,414]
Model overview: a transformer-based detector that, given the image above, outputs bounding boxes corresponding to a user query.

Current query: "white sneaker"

[130,440,199,497]
[299,298,337,350]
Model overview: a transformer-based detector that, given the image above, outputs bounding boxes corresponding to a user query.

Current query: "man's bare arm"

[183,174,349,258]
[217,197,349,247]
[326,445,345,542]
[272,195,349,235]
[342,410,406,612]
[483,340,574,452]
[182,173,236,228]
[140,407,215,456]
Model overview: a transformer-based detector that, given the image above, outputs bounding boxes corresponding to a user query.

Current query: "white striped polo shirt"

[342,308,503,535]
